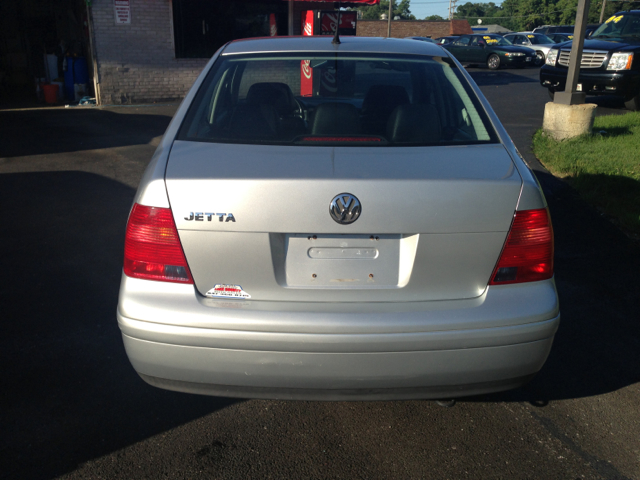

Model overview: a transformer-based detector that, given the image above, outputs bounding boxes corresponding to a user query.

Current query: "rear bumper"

[540,66,640,98]
[118,275,560,400]
[125,336,552,400]
[140,373,538,401]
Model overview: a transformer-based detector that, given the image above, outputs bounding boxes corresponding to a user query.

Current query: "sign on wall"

[114,0,131,25]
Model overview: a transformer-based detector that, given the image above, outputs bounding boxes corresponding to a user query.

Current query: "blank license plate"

[284,234,401,288]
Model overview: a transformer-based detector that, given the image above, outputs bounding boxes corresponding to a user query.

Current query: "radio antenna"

[332,2,342,44]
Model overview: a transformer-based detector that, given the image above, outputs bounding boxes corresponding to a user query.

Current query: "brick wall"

[88,1,473,105]
[90,0,208,105]
[357,20,472,39]
[239,60,302,97]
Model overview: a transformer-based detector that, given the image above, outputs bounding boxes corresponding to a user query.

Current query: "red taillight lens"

[489,208,554,285]
[123,203,193,284]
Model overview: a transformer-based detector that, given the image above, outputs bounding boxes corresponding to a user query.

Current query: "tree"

[457,0,617,33]
[453,2,513,29]
[357,0,416,21]
[424,14,446,21]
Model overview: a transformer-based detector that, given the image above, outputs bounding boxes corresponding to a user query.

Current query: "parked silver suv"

[118,36,559,401]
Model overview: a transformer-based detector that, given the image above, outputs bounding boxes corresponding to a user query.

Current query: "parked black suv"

[540,11,640,110]
[533,24,601,38]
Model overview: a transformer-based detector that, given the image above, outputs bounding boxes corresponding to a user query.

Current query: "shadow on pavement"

[0,172,237,480]
[571,173,640,235]
[1,91,639,477]
[586,95,630,111]
[472,169,640,405]
[0,108,173,158]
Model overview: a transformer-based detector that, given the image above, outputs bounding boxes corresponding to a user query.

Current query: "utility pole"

[555,0,592,105]
[599,0,607,23]
[448,0,458,20]
[387,0,393,37]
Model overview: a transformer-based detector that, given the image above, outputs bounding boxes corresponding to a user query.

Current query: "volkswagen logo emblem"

[329,193,361,225]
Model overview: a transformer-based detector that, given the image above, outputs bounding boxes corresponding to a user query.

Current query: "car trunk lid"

[165,141,522,302]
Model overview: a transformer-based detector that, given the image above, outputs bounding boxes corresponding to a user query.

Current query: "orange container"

[43,84,59,104]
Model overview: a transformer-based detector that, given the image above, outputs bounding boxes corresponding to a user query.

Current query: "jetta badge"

[329,193,361,225]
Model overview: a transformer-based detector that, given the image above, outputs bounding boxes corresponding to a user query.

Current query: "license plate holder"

[284,234,401,288]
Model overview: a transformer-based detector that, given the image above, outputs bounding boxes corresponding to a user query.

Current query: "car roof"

[221,36,445,56]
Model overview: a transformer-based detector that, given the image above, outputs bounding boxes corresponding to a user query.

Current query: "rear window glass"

[178,52,498,146]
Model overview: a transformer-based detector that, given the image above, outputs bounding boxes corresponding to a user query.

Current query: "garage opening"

[0,0,94,107]
[172,0,289,59]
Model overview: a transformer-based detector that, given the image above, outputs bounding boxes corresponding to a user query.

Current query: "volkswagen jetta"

[118,36,559,401]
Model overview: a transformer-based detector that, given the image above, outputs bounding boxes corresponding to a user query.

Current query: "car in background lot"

[503,32,556,65]
[533,25,573,35]
[547,33,574,43]
[533,24,601,38]
[445,34,537,69]
[118,36,559,401]
[405,36,437,43]
[540,11,640,110]
[434,36,460,46]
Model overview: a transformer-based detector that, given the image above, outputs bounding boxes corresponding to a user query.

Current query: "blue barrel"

[73,57,89,85]
[64,57,75,100]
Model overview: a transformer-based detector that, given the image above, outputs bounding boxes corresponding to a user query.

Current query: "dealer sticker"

[206,284,251,299]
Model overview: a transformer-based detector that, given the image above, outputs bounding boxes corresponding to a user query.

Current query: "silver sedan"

[503,32,557,65]
[118,36,559,401]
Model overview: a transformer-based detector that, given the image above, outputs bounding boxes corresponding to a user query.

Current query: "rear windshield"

[178,52,498,147]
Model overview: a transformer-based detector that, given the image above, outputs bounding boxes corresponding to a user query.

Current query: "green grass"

[532,111,640,235]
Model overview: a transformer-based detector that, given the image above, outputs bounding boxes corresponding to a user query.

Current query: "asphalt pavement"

[1,67,639,480]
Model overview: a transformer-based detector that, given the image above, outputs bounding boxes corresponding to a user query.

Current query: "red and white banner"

[300,10,315,96]
[300,60,313,97]
[114,0,131,25]
[269,13,278,36]
[320,11,357,35]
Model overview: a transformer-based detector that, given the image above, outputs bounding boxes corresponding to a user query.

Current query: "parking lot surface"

[1,67,639,480]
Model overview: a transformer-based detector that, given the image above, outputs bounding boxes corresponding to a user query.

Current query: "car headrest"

[227,104,278,139]
[386,104,442,144]
[246,82,297,116]
[311,102,362,135]
[362,85,410,115]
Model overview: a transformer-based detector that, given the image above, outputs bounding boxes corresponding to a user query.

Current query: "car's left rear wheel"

[535,51,545,66]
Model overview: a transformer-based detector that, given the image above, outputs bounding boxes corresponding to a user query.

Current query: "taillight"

[124,203,193,284]
[489,208,554,285]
